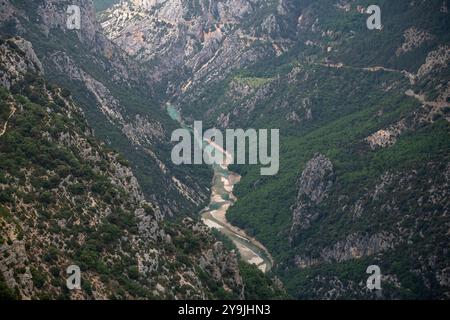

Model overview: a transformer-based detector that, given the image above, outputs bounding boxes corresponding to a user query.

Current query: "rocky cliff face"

[290,154,334,240]
[98,0,298,98]
[0,37,245,299]
[0,37,43,89]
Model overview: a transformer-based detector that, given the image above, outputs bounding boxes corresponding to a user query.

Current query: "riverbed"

[167,104,273,272]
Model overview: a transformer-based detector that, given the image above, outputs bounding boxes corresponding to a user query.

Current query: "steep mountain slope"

[0,36,287,300]
[0,36,239,299]
[97,0,450,299]
[0,0,211,216]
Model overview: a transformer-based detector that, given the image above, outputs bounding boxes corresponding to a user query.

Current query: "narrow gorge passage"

[167,105,273,273]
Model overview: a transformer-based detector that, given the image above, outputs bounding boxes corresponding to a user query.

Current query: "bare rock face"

[417,45,450,79]
[98,0,293,92]
[365,125,404,149]
[0,37,43,89]
[36,0,99,45]
[396,27,434,57]
[0,37,247,300]
[294,232,396,268]
[0,241,34,299]
[199,241,244,298]
[290,154,334,241]
[99,0,252,71]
